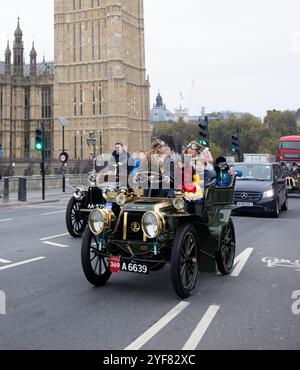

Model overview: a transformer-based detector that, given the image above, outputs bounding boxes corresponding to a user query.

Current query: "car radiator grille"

[87,187,104,205]
[234,191,262,203]
[115,211,145,241]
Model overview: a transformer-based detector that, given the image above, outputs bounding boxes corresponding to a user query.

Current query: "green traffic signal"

[35,142,43,151]
[199,138,208,147]
[199,116,209,147]
[35,128,44,151]
[231,134,240,154]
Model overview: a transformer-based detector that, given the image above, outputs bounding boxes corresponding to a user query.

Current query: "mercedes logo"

[241,193,249,200]
[131,222,141,233]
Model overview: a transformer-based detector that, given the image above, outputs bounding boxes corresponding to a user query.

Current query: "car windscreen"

[231,164,272,181]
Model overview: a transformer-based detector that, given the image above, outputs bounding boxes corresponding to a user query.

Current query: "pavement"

[0,195,300,350]
[0,188,73,208]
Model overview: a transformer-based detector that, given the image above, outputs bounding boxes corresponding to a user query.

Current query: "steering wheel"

[133,171,170,185]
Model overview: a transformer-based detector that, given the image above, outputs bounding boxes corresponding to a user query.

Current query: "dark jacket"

[108,151,135,177]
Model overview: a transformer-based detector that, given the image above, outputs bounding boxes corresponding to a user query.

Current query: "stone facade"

[54,0,151,159]
[0,19,54,160]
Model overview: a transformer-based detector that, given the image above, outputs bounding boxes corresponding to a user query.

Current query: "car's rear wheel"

[66,196,87,238]
[215,218,236,275]
[81,228,112,286]
[171,224,199,299]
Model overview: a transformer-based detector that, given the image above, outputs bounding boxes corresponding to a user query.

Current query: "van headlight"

[88,209,116,235]
[142,211,164,239]
[263,189,274,199]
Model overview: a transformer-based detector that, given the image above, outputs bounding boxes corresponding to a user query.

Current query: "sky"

[0,0,300,118]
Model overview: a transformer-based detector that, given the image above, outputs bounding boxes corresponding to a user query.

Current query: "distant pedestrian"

[107,143,134,183]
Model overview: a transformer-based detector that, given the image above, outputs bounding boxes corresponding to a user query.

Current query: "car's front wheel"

[270,198,280,218]
[81,228,112,286]
[171,224,199,299]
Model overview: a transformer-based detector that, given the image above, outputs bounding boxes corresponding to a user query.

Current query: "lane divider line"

[231,248,254,277]
[42,241,69,248]
[40,233,69,241]
[182,305,220,350]
[0,219,13,223]
[0,257,46,271]
[40,211,66,216]
[0,258,12,264]
[124,301,190,351]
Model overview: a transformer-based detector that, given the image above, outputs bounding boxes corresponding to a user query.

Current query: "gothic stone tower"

[54,0,151,160]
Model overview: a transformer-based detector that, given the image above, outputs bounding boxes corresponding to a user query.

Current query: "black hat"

[214,156,229,173]
[215,156,227,165]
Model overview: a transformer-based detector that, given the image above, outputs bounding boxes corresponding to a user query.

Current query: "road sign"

[58,117,69,127]
[0,148,4,158]
[59,151,69,164]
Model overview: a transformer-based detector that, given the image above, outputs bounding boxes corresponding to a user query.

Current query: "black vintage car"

[81,171,238,298]
[66,170,106,238]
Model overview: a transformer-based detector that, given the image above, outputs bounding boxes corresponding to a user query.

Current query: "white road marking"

[182,305,220,350]
[42,241,69,248]
[40,210,65,216]
[40,233,69,241]
[0,258,12,264]
[0,290,6,315]
[231,248,253,277]
[0,257,46,271]
[29,205,66,209]
[0,219,13,223]
[124,301,190,350]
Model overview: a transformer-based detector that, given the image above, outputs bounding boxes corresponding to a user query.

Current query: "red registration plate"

[110,256,121,273]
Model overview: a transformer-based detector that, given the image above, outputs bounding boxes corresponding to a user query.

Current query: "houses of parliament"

[0,0,150,168]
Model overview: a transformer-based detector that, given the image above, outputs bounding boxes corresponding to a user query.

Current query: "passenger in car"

[214,157,242,188]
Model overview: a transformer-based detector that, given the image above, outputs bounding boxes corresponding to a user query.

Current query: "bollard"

[3,177,9,203]
[18,177,27,202]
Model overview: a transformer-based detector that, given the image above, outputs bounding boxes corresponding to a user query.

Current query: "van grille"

[234,191,262,203]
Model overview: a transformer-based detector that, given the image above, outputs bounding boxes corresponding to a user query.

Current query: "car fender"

[208,206,234,252]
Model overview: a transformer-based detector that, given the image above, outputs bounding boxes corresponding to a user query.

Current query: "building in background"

[0,19,54,160]
[150,92,174,124]
[54,0,151,160]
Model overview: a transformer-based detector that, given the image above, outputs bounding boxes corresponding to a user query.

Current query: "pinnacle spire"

[14,17,23,38]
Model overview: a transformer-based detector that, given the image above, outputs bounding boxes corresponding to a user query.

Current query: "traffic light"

[231,134,240,154]
[199,116,209,147]
[35,128,44,151]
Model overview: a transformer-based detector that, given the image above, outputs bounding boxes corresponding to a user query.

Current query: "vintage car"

[286,172,300,195]
[81,171,237,298]
[66,169,106,238]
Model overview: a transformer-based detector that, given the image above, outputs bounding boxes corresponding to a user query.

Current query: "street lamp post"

[58,117,69,193]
